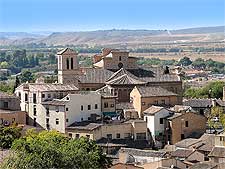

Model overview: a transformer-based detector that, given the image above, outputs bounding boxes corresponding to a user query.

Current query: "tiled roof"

[175,138,201,148]
[189,161,218,169]
[183,99,212,108]
[42,99,68,106]
[106,74,146,85]
[17,83,79,92]
[57,48,77,55]
[167,113,182,120]
[208,146,225,158]
[171,149,194,158]
[107,68,140,82]
[144,106,165,115]
[0,92,18,99]
[136,86,177,97]
[78,68,114,83]
[119,148,166,158]
[67,122,102,131]
[171,105,195,113]
[216,99,225,107]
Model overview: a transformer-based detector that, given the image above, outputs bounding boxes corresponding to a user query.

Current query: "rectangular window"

[75,134,79,139]
[104,102,108,108]
[95,104,98,109]
[66,107,69,111]
[33,93,37,103]
[68,133,72,138]
[116,133,120,139]
[86,135,90,139]
[160,118,163,124]
[33,118,36,127]
[66,118,69,122]
[107,134,112,139]
[161,100,166,105]
[25,93,28,102]
[56,118,59,125]
[3,102,8,109]
[71,58,73,69]
[33,105,37,116]
[88,105,91,110]
[47,94,51,99]
[46,107,50,116]
[181,134,185,139]
[81,105,83,111]
[42,94,45,98]
[185,121,189,127]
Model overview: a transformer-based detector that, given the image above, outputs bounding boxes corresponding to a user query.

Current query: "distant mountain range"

[0,26,224,47]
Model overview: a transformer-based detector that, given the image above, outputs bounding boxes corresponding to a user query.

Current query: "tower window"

[66,58,70,69]
[71,58,73,69]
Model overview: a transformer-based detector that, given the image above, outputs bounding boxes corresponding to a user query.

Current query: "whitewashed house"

[143,106,173,147]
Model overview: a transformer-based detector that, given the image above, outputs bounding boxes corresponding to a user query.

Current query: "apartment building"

[15,82,79,131]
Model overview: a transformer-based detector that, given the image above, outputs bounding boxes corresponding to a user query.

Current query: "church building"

[57,48,183,103]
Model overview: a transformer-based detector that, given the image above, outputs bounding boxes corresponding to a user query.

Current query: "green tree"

[1,130,111,169]
[178,57,192,66]
[0,61,9,69]
[0,126,22,149]
[19,70,35,83]
[208,106,225,132]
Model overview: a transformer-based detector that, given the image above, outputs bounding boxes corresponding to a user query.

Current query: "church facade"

[57,48,183,103]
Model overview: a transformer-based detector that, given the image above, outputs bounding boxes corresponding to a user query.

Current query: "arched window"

[66,58,70,69]
[71,58,73,69]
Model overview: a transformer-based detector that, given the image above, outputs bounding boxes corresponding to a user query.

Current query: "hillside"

[0,26,224,47]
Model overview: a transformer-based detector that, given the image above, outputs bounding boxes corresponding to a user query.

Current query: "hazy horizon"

[0,0,224,32]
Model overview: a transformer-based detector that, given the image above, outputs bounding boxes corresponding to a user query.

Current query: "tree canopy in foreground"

[1,130,111,169]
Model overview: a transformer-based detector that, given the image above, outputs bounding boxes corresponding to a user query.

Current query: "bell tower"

[57,48,81,84]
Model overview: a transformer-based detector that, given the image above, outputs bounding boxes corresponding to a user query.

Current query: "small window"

[160,118,163,124]
[104,102,108,108]
[145,116,148,123]
[95,104,98,109]
[116,133,120,139]
[75,134,79,138]
[47,94,51,98]
[66,107,69,111]
[161,100,166,105]
[33,105,37,116]
[56,118,59,125]
[33,93,37,103]
[181,134,185,139]
[86,135,90,139]
[185,121,189,127]
[154,100,158,105]
[42,94,45,98]
[81,105,83,111]
[107,134,112,140]
[66,97,69,100]
[88,105,91,110]
[142,102,145,106]
[66,118,69,122]
[110,104,114,107]
[25,93,28,102]
[33,118,36,127]
[119,56,122,61]
[159,132,162,136]
[68,133,72,138]
[81,118,83,121]
[3,102,8,109]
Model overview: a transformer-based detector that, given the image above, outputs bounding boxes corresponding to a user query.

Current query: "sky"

[0,0,224,32]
